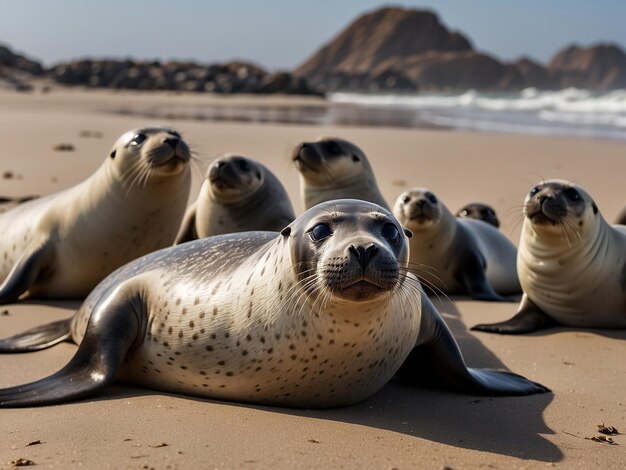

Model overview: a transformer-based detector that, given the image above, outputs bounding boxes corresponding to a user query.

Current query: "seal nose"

[164,137,180,149]
[349,244,379,271]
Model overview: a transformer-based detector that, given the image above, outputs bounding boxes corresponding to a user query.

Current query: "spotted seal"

[0,200,548,407]
[456,203,500,228]
[473,180,626,334]
[0,127,191,304]
[175,154,294,243]
[291,137,389,210]
[393,188,520,301]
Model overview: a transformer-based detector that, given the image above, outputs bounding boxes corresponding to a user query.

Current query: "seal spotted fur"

[0,200,547,407]
[0,127,191,304]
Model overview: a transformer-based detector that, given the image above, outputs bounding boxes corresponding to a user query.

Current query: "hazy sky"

[2,1,625,69]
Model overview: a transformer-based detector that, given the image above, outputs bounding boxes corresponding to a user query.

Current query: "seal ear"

[592,202,598,215]
[403,227,413,238]
[110,149,116,159]
[280,226,291,237]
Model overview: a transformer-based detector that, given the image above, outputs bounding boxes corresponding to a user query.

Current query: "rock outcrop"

[295,6,626,93]
[547,43,626,90]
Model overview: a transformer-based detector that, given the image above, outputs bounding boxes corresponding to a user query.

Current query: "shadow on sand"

[65,295,560,462]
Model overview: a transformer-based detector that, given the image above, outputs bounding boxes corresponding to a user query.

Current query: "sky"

[1,1,625,70]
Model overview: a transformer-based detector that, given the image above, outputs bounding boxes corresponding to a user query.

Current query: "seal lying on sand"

[456,203,500,228]
[175,154,294,243]
[291,137,389,210]
[0,200,547,408]
[473,180,626,334]
[393,188,520,301]
[0,127,191,304]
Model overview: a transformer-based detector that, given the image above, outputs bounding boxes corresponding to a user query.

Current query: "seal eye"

[237,159,251,172]
[402,195,410,204]
[381,223,401,245]
[324,141,342,155]
[309,223,332,242]
[426,193,437,204]
[564,188,581,202]
[529,186,541,197]
[130,133,147,146]
[461,209,469,216]
[352,154,361,162]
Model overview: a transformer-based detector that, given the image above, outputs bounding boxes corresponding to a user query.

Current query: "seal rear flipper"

[0,318,72,353]
[396,292,549,395]
[0,286,144,407]
[471,295,555,334]
[173,204,198,245]
[0,238,54,305]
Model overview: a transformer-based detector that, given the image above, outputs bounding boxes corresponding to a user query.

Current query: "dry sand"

[0,88,625,469]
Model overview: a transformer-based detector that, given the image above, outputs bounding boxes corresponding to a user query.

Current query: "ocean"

[330,88,626,142]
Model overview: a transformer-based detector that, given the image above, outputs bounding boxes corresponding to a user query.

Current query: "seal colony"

[393,188,520,301]
[473,180,626,334]
[175,154,294,243]
[292,137,390,210]
[0,200,547,408]
[0,127,191,304]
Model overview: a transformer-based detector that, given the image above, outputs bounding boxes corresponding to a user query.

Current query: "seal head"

[174,154,295,242]
[456,203,500,228]
[292,137,390,210]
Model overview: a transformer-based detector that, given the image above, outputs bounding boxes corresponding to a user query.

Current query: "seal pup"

[393,188,520,301]
[291,137,390,210]
[456,203,500,228]
[0,200,547,408]
[0,127,191,304]
[473,180,626,334]
[175,154,294,243]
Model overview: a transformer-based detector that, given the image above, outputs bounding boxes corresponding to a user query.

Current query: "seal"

[473,180,626,334]
[291,137,389,210]
[456,203,500,228]
[393,188,520,301]
[0,127,191,304]
[614,207,626,225]
[175,154,295,243]
[0,200,547,408]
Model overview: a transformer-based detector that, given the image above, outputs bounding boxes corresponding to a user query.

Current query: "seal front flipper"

[0,318,72,353]
[396,292,549,395]
[0,237,54,305]
[173,203,198,245]
[471,294,555,334]
[0,285,143,407]
[459,251,506,302]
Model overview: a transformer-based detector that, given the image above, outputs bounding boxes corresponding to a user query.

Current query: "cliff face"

[296,7,471,78]
[547,43,626,90]
[295,7,474,92]
[294,6,626,93]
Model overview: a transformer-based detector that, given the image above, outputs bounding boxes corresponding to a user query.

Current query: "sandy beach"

[0,88,625,469]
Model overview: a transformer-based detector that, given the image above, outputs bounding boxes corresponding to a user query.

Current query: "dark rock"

[512,57,554,89]
[294,6,472,80]
[548,43,626,90]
